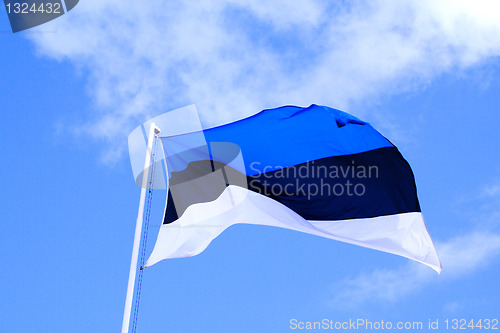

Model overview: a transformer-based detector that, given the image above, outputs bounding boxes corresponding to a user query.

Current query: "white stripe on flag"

[145,186,441,273]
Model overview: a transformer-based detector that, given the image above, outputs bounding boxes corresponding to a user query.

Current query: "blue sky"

[1,1,500,332]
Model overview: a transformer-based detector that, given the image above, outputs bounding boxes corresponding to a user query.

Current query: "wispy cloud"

[457,180,500,229]
[30,0,500,160]
[328,231,500,308]
[481,183,500,198]
[438,232,500,275]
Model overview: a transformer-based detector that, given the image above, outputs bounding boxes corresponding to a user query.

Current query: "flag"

[144,104,441,272]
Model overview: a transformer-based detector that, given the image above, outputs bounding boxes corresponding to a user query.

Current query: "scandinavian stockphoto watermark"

[290,318,426,331]
[289,318,499,331]
[248,160,379,199]
[3,0,79,33]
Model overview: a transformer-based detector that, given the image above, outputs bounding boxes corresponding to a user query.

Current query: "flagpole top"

[149,122,161,135]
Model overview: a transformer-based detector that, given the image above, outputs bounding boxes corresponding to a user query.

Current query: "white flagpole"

[121,122,160,333]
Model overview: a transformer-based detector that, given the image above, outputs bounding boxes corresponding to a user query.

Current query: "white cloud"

[228,0,325,29]
[328,231,500,308]
[438,232,500,276]
[458,180,500,229]
[30,0,500,161]
[443,301,465,314]
[481,184,500,198]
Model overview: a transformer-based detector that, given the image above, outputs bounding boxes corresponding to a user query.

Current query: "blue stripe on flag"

[162,105,393,176]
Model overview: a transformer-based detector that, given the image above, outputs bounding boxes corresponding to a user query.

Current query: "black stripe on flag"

[163,147,420,224]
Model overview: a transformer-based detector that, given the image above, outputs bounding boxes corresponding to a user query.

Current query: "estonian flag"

[144,105,441,272]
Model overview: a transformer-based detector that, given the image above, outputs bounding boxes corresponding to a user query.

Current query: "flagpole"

[121,122,160,333]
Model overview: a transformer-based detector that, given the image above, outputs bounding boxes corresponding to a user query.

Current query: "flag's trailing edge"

[144,104,442,273]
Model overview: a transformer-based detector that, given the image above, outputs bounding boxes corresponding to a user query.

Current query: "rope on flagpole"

[130,131,159,333]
